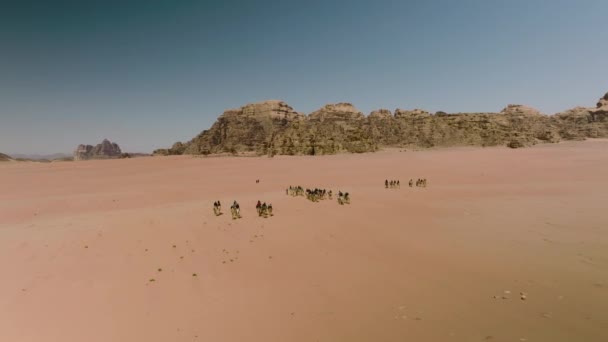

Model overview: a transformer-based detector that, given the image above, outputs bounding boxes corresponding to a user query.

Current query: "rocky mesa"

[155,92,608,156]
[74,139,123,161]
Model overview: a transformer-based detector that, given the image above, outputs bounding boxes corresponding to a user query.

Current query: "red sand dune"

[1,140,607,341]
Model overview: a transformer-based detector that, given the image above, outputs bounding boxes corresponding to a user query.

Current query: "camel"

[261,203,269,218]
[230,201,241,219]
[230,206,237,219]
[213,201,222,216]
[336,192,350,204]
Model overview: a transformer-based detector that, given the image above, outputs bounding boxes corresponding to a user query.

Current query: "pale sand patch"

[1,140,607,341]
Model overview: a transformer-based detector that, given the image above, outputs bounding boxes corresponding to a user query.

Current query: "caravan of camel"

[213,178,428,219]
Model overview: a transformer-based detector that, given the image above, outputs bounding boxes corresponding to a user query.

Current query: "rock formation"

[0,153,14,162]
[155,92,608,156]
[74,139,122,161]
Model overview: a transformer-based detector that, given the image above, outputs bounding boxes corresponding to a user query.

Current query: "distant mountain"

[74,139,122,161]
[72,139,150,161]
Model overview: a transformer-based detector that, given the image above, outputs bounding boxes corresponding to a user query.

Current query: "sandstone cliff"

[74,139,122,161]
[155,92,608,156]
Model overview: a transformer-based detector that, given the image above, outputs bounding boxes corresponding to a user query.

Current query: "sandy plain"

[1,140,607,342]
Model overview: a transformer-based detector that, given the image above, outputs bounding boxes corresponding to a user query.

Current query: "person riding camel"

[261,202,268,217]
[234,201,241,218]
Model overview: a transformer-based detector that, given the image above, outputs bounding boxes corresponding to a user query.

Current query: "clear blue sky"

[1,0,606,154]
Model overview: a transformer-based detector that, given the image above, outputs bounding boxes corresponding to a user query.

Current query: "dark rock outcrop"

[153,141,187,156]
[158,92,608,156]
[74,139,122,161]
[0,153,14,162]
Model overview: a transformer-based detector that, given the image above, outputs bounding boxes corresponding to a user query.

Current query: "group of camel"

[256,200,273,218]
[287,186,305,197]
[213,200,243,219]
[385,180,401,189]
[287,185,351,205]
[386,178,429,188]
[411,178,428,187]
[213,177,430,220]
[213,200,272,219]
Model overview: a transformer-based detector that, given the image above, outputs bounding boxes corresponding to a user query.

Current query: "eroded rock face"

[394,109,432,119]
[74,139,122,160]
[501,104,543,116]
[597,92,608,109]
[160,92,608,156]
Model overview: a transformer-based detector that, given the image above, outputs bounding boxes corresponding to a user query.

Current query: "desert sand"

[1,140,607,342]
